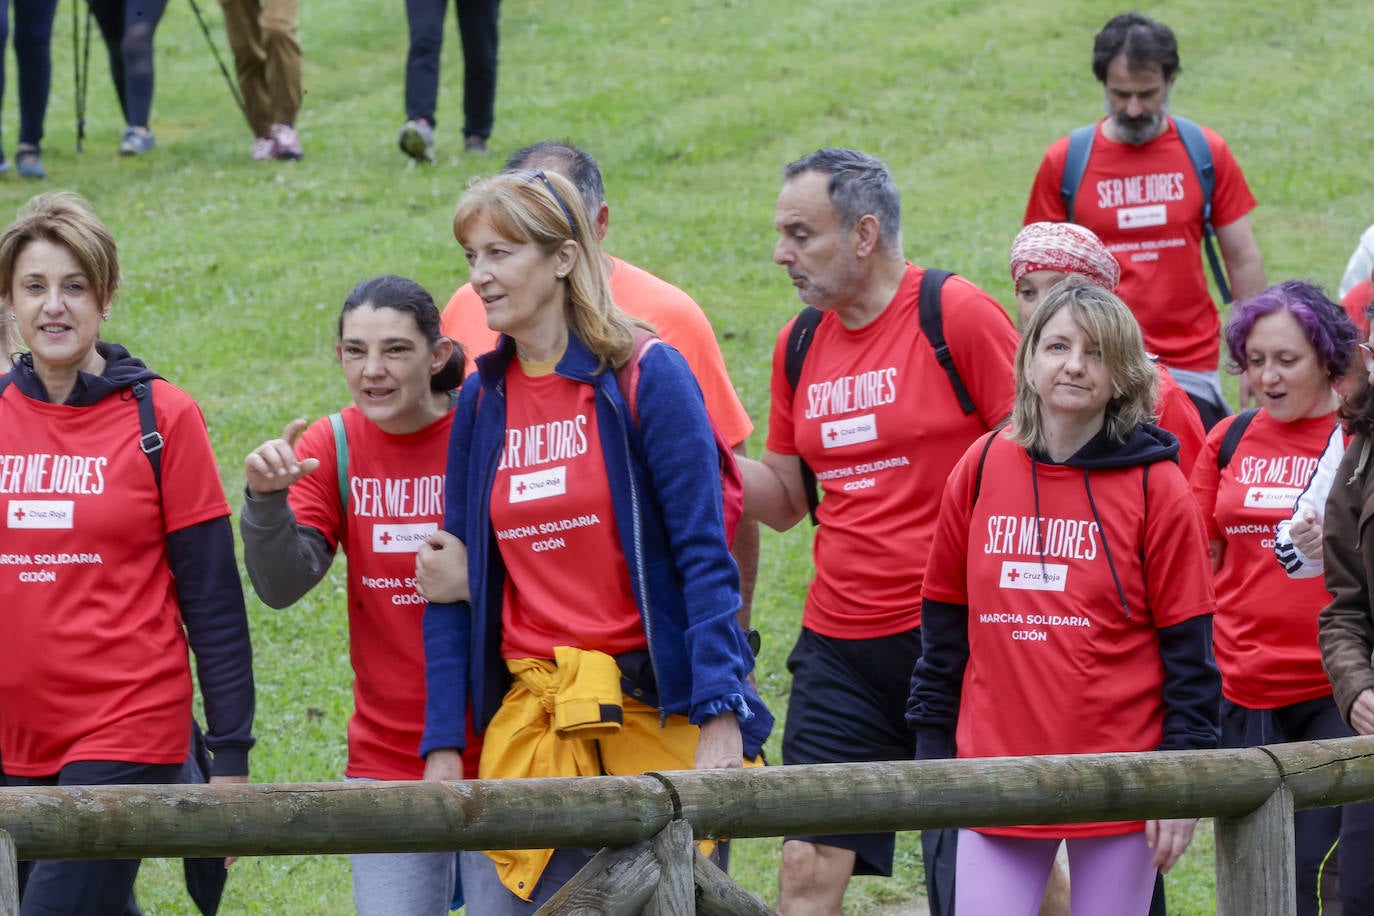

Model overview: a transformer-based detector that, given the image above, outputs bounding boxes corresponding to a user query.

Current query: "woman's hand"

[1145,817,1196,874]
[694,712,743,770]
[416,530,469,603]
[423,748,465,782]
[1351,688,1374,735]
[245,419,320,495]
[1290,509,1324,561]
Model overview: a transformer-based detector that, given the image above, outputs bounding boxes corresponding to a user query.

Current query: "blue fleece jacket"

[421,333,754,758]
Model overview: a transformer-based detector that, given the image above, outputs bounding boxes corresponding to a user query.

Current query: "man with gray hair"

[740,148,1019,915]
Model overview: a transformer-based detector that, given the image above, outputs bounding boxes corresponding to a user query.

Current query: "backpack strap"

[971,431,999,508]
[1217,408,1259,471]
[130,380,163,494]
[1059,123,1099,221]
[784,308,825,526]
[614,328,744,546]
[617,327,659,422]
[328,412,349,513]
[1172,115,1231,305]
[918,268,975,416]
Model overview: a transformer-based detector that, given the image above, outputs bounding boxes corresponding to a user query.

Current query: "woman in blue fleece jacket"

[416,169,759,913]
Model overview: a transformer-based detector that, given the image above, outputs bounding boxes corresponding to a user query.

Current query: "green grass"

[4,0,1369,912]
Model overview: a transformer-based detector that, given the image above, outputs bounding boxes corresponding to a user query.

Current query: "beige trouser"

[218,0,302,137]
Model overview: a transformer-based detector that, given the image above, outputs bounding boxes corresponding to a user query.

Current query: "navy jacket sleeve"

[420,375,480,758]
[166,516,256,775]
[1155,614,1221,751]
[906,598,969,760]
[633,343,752,723]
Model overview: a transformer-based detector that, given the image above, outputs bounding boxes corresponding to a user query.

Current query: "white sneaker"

[271,123,303,161]
[251,136,277,161]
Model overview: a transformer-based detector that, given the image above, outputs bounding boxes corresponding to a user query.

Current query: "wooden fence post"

[0,828,18,916]
[645,820,693,916]
[1215,785,1296,916]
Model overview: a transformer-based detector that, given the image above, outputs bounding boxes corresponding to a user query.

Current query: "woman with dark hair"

[1317,299,1374,914]
[240,274,479,915]
[0,191,254,913]
[908,277,1219,915]
[417,169,761,913]
[1191,279,1369,915]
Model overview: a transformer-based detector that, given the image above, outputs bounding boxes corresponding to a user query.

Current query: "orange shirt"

[442,256,753,447]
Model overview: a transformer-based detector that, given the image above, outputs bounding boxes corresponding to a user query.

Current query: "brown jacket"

[1319,436,1374,726]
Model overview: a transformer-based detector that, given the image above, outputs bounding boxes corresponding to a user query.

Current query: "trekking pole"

[184,0,250,124]
[72,0,92,151]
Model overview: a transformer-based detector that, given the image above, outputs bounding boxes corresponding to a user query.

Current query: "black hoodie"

[907,422,1220,761]
[2,342,255,776]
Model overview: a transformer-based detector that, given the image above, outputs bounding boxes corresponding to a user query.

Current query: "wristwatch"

[745,627,761,656]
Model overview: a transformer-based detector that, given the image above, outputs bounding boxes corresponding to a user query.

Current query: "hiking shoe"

[271,123,303,161]
[464,134,489,156]
[398,119,435,163]
[251,136,277,161]
[119,126,156,156]
[15,144,44,179]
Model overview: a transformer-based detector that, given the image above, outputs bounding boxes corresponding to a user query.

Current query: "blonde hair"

[453,169,643,370]
[0,192,120,312]
[1010,276,1157,452]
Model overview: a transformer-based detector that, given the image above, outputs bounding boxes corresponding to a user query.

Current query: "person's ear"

[430,336,455,375]
[555,240,579,278]
[853,214,881,258]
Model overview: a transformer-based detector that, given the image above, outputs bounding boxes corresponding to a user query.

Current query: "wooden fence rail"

[2,735,1374,912]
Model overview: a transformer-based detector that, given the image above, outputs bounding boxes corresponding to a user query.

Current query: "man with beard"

[1025,12,1265,429]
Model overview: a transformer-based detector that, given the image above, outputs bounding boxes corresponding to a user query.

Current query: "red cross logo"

[12,506,24,522]
[827,429,838,441]
[517,482,527,494]
[1006,568,1020,582]
[379,530,392,545]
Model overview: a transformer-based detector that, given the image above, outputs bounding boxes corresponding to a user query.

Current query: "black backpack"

[782,268,974,524]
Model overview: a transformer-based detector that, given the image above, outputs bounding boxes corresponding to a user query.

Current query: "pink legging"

[954,828,1157,916]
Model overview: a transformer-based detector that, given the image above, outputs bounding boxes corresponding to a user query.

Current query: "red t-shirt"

[1157,365,1205,476]
[491,363,644,658]
[1190,410,1337,708]
[766,264,1018,638]
[1025,118,1258,372]
[442,257,753,448]
[924,432,1214,838]
[0,381,229,775]
[290,407,463,780]
[1341,279,1373,339]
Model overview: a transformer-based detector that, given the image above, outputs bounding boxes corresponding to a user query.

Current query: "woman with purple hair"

[1189,280,1370,915]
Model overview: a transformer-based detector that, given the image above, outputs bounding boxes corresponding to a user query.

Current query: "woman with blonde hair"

[908,277,1219,915]
[417,169,762,912]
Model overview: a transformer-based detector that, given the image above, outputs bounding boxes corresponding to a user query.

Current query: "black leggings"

[0,0,60,146]
[88,0,168,128]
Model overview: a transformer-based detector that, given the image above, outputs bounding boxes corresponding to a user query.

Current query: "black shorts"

[781,625,920,876]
